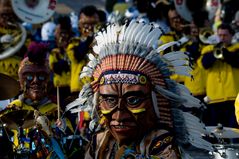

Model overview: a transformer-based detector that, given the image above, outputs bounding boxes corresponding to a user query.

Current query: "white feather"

[93,45,100,54]
[156,41,178,53]
[123,20,137,42]
[138,25,152,44]
[144,28,162,47]
[129,22,144,43]
[118,24,126,43]
[162,51,189,61]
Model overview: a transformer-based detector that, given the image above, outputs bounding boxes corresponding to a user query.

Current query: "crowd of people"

[0,0,239,158]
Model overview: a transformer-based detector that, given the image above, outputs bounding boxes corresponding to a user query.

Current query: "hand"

[6,103,21,110]
[55,118,63,127]
[0,34,13,43]
[55,118,66,132]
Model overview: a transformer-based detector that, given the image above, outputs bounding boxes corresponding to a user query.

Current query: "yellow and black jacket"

[198,43,239,103]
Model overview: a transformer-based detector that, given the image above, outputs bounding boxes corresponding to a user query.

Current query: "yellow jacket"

[182,41,207,96]
[49,48,71,87]
[198,44,239,103]
[235,93,239,124]
[66,38,92,93]
[184,62,207,96]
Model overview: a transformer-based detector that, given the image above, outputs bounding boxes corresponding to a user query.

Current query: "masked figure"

[1,42,72,159]
[67,21,213,158]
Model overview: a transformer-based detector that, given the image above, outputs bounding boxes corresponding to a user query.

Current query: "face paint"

[19,64,49,102]
[99,82,158,146]
[78,13,99,37]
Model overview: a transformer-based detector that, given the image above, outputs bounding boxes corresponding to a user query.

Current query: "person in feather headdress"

[66,20,214,158]
[1,42,73,159]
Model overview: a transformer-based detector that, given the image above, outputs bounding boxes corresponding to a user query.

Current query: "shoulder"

[201,45,214,55]
[228,42,239,52]
[68,37,81,46]
[50,48,60,54]
[38,102,58,114]
[8,99,34,110]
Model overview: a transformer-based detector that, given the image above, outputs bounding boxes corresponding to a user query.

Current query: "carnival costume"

[0,42,72,159]
[67,20,213,158]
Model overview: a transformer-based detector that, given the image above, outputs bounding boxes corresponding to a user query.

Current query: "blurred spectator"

[199,23,239,128]
[66,5,99,97]
[158,4,187,54]
[48,16,73,110]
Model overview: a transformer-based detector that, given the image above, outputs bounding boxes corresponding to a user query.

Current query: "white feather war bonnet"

[66,20,213,153]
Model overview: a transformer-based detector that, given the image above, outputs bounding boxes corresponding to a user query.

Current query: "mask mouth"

[29,84,44,93]
[111,125,133,132]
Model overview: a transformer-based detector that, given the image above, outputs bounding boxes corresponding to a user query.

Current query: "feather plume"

[162,51,189,61]
[137,25,152,45]
[156,41,178,53]
[144,27,162,47]
[151,91,160,118]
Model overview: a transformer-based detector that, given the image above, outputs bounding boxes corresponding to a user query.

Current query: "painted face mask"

[19,64,49,101]
[98,75,157,145]
[18,42,50,102]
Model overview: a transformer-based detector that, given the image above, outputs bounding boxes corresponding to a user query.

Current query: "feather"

[137,25,152,45]
[177,83,191,95]
[88,53,96,61]
[123,20,137,42]
[151,91,160,118]
[144,28,162,47]
[156,41,178,53]
[172,66,192,76]
[93,45,100,54]
[129,22,144,43]
[65,98,81,112]
[154,85,185,104]
[170,59,189,67]
[118,24,126,43]
[80,71,92,78]
[162,51,189,61]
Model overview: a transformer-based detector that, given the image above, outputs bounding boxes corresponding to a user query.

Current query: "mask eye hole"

[126,96,144,107]
[26,74,33,81]
[100,96,117,108]
[38,75,45,81]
